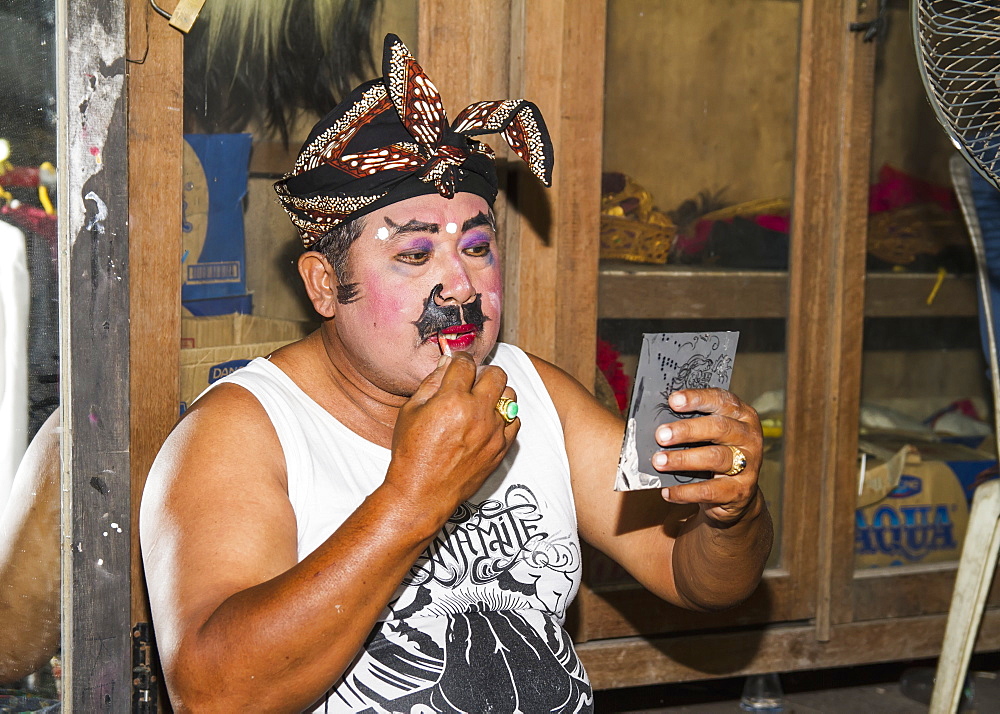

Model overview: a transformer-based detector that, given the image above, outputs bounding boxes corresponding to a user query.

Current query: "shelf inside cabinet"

[598,263,978,320]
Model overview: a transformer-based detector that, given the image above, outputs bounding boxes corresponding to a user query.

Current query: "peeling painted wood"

[57,0,132,710]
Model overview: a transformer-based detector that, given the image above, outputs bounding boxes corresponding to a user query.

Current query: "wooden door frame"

[125,0,184,710]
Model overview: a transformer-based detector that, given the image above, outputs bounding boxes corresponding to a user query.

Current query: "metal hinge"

[850,0,889,43]
[132,623,158,713]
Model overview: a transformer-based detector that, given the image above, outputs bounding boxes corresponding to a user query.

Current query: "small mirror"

[0,0,63,705]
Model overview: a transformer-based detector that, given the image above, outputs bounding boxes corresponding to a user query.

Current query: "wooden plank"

[597,268,978,320]
[865,272,979,317]
[852,565,1000,621]
[551,1,605,384]
[125,0,183,703]
[418,1,512,117]
[57,0,133,708]
[830,0,881,631]
[576,572,802,642]
[503,0,562,366]
[508,0,606,384]
[599,268,790,319]
[578,609,1000,690]
[418,0,518,356]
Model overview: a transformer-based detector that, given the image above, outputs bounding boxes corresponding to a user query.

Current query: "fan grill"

[915,0,1000,188]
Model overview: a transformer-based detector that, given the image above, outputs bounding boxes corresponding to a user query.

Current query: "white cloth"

[0,219,30,515]
[210,343,594,713]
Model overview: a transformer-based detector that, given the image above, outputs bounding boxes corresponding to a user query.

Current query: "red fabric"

[1,203,56,243]
[754,214,790,233]
[674,213,789,260]
[0,166,41,188]
[596,338,630,412]
[869,164,956,214]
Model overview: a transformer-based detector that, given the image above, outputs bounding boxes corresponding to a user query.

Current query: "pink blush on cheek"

[478,270,503,320]
[350,275,413,329]
[484,290,503,321]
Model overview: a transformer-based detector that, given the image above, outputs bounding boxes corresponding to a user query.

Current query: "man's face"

[331,192,503,396]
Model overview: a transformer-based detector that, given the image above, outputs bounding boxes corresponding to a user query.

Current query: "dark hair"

[183,0,379,145]
[312,216,366,304]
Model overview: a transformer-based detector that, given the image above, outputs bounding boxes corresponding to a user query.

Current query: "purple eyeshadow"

[401,237,434,253]
[458,231,493,251]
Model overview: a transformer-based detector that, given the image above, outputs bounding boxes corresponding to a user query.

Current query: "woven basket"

[600,213,675,264]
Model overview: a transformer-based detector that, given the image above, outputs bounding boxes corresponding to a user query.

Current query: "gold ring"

[496,397,519,424]
[724,445,747,476]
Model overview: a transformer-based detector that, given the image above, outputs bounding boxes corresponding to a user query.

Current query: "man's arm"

[0,409,61,684]
[531,356,773,611]
[140,353,517,713]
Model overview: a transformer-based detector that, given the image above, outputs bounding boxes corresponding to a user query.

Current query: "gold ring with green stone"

[496,397,519,424]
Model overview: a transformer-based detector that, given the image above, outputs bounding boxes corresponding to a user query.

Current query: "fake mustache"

[413,284,489,341]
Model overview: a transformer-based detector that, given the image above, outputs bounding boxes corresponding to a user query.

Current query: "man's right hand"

[386,352,519,523]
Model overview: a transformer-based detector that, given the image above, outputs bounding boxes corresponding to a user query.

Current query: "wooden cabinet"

[118,0,1000,702]
[421,0,1000,690]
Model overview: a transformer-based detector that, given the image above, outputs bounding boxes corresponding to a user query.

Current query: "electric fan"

[914,0,1000,190]
[913,2,1000,712]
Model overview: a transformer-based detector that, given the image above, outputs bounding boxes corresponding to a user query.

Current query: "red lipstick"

[435,324,478,354]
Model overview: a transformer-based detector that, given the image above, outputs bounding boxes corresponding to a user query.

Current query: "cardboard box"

[181,314,314,350]
[855,437,996,568]
[182,294,253,317]
[181,133,253,314]
[179,340,293,413]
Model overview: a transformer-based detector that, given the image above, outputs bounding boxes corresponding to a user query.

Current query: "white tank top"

[212,342,594,713]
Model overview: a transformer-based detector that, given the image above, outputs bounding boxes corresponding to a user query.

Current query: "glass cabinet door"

[178,2,417,408]
[852,2,995,620]
[0,1,61,704]
[585,0,807,639]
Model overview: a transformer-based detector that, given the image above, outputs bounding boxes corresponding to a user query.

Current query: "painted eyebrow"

[462,212,495,234]
[384,217,440,240]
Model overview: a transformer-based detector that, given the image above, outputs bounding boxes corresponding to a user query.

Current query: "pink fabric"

[869,164,956,214]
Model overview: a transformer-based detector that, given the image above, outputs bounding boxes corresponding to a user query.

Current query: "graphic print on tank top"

[331,483,593,713]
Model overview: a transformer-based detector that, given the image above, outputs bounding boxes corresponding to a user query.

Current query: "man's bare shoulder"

[140,372,301,646]
[155,334,321,478]
[523,352,582,400]
[143,375,288,524]
[170,380,280,452]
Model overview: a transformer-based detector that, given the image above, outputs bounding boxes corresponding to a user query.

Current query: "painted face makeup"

[412,283,489,353]
[325,192,503,396]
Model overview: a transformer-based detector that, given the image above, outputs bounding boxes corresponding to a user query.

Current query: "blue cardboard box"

[182,133,253,315]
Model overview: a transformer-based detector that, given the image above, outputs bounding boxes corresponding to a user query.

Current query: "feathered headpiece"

[274,33,554,248]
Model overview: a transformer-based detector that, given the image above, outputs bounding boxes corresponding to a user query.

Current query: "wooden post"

[57,0,132,708]
[126,0,184,709]
[784,0,877,641]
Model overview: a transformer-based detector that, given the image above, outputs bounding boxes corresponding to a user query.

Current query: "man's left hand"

[650,388,763,526]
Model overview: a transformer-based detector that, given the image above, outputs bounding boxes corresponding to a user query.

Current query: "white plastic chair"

[929,156,1000,713]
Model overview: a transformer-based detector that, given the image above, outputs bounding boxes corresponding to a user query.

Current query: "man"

[140,34,772,713]
[0,409,60,687]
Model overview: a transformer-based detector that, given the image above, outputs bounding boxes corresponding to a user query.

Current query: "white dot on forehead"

[375,226,390,241]
[445,222,458,234]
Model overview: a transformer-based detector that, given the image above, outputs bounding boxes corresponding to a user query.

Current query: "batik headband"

[274,33,554,249]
